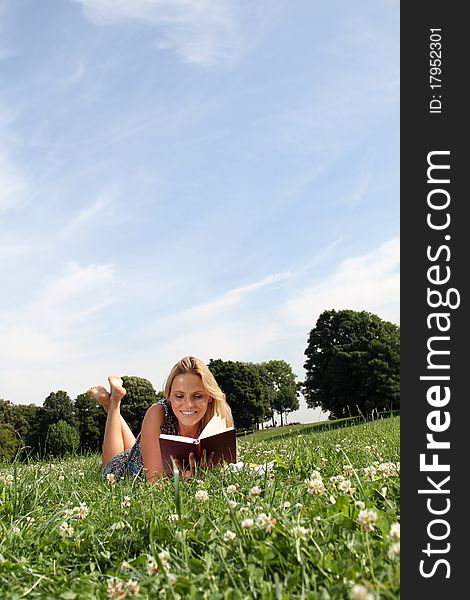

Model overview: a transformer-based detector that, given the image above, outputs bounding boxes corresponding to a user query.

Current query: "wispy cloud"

[0,261,115,364]
[174,272,291,320]
[61,190,115,234]
[76,0,244,66]
[0,261,117,404]
[280,238,400,328]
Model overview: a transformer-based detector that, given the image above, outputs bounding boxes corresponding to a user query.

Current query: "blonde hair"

[164,356,234,429]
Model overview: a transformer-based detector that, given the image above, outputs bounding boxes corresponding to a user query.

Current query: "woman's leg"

[87,376,136,468]
[101,396,125,468]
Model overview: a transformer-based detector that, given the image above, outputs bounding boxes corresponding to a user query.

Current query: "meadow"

[0,417,400,599]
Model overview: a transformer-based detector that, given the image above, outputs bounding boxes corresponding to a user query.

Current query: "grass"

[0,416,400,599]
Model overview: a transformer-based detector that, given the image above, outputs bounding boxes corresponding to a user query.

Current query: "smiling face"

[169,373,212,432]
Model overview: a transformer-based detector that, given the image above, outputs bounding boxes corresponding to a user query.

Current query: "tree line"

[0,309,400,461]
[0,359,299,461]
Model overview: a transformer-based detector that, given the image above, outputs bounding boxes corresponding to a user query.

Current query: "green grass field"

[0,417,400,599]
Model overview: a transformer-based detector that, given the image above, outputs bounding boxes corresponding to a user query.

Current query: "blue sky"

[0,0,399,423]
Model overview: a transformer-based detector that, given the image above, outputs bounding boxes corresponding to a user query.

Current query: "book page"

[199,414,227,439]
[159,434,199,443]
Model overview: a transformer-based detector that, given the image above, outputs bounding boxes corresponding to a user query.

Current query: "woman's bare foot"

[87,385,110,412]
[108,375,127,403]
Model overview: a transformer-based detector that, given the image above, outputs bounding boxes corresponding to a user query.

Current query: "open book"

[159,414,237,475]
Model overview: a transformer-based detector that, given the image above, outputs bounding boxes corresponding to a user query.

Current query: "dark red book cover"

[159,427,237,475]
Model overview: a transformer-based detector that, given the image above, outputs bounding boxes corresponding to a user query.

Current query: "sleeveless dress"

[102,399,179,481]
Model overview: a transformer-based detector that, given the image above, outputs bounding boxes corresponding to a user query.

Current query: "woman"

[87,356,234,482]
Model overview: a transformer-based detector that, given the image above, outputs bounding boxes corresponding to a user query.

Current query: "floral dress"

[102,399,178,481]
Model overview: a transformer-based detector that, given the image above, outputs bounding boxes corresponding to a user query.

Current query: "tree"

[41,390,77,427]
[120,376,159,435]
[303,309,400,418]
[208,359,267,429]
[257,360,300,426]
[37,390,77,456]
[46,420,80,457]
[74,392,105,453]
[0,423,18,462]
[0,400,40,457]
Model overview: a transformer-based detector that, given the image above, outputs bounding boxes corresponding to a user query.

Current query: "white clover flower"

[256,513,276,533]
[227,500,238,510]
[358,509,378,533]
[329,475,345,490]
[147,557,159,575]
[195,490,209,503]
[64,508,74,518]
[59,521,74,537]
[106,577,126,600]
[168,513,179,523]
[74,502,89,519]
[389,522,400,542]
[223,530,237,541]
[295,503,303,509]
[125,579,140,596]
[363,466,377,481]
[388,541,400,560]
[354,500,366,511]
[5,474,14,487]
[351,583,374,600]
[241,518,254,529]
[121,496,131,509]
[58,475,65,483]
[167,573,177,586]
[335,444,342,453]
[283,501,291,509]
[307,478,325,496]
[249,486,262,496]
[310,470,322,480]
[226,485,237,495]
[338,479,356,496]
[377,462,397,478]
[343,465,354,477]
[106,473,116,485]
[158,550,171,569]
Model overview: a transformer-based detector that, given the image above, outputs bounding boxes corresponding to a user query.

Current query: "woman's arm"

[140,403,166,483]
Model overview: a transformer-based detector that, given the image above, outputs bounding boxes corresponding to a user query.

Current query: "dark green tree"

[46,420,80,457]
[120,376,159,435]
[41,390,77,427]
[74,392,106,452]
[0,400,40,457]
[303,309,400,418]
[208,359,267,429]
[37,390,77,456]
[258,360,300,426]
[11,404,41,457]
[0,422,18,461]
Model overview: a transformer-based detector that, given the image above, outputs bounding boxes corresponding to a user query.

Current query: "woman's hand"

[171,451,215,480]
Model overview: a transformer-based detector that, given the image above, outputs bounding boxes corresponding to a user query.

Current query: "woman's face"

[169,373,212,428]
